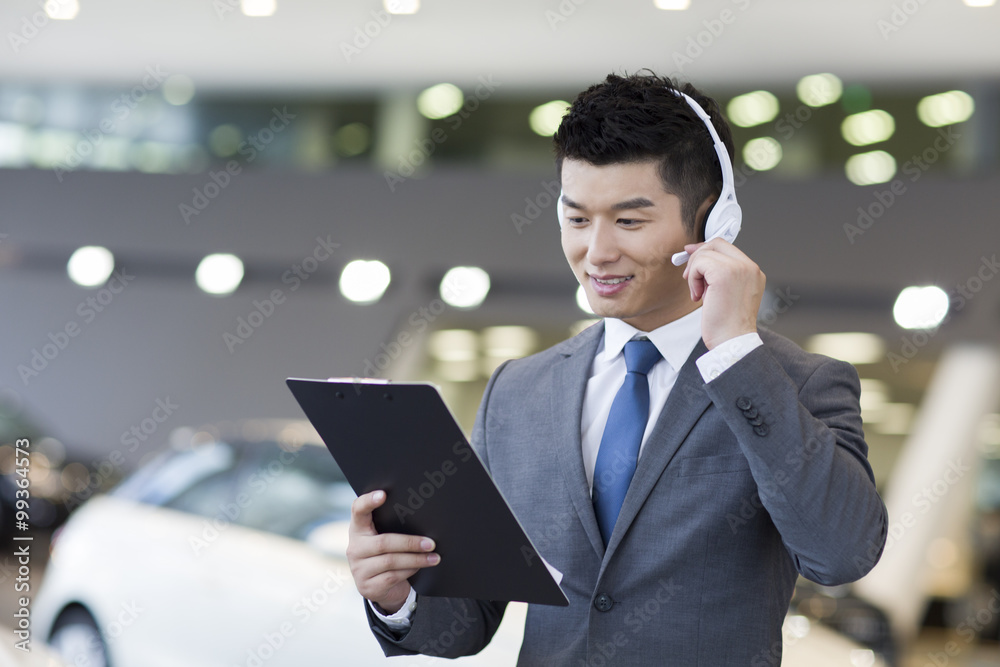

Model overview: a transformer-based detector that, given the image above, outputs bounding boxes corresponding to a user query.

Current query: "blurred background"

[1,1,999,665]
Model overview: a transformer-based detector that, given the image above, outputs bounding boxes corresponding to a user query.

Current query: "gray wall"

[2,165,999,461]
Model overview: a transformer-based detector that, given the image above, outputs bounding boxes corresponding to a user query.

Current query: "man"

[347,71,888,665]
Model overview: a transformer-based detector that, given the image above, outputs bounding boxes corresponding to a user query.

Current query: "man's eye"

[567,217,587,224]
[618,219,642,226]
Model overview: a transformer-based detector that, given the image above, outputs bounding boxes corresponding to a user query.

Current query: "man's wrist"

[696,332,763,382]
[369,586,417,631]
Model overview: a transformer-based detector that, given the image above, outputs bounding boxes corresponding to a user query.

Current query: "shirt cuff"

[696,333,763,383]
[368,586,417,631]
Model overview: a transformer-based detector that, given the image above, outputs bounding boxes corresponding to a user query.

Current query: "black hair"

[553,70,735,239]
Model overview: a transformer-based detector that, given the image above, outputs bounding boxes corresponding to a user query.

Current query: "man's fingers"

[351,532,436,558]
[350,490,387,535]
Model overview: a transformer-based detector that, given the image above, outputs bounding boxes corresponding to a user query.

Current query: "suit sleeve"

[364,363,511,658]
[702,344,888,586]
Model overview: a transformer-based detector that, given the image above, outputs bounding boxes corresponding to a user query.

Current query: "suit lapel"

[602,339,712,559]
[549,322,607,559]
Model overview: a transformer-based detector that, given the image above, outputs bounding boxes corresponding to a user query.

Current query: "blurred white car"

[32,420,884,667]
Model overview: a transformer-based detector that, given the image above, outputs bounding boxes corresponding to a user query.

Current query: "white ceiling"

[3,0,999,95]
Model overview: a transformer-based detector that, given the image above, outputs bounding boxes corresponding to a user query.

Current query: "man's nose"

[586,221,621,266]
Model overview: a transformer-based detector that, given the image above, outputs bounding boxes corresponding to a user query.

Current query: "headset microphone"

[555,89,741,267]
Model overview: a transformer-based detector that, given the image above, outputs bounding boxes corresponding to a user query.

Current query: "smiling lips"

[590,274,633,296]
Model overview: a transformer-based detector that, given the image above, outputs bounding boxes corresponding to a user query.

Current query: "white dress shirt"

[373,308,763,630]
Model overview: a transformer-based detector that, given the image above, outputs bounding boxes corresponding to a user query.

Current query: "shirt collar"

[601,308,703,373]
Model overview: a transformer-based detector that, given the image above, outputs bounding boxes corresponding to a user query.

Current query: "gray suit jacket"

[367,323,888,666]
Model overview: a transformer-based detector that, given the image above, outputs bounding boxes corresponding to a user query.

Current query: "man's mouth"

[589,274,634,296]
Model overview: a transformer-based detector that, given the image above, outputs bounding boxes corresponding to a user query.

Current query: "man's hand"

[681,239,765,350]
[346,490,440,614]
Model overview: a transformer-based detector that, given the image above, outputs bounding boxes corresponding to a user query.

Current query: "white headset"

[556,89,742,267]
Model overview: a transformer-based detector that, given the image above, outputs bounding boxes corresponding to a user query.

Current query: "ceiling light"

[67,246,114,287]
[726,91,779,128]
[385,0,420,14]
[742,137,782,171]
[963,0,995,6]
[241,0,276,17]
[875,403,916,435]
[45,0,79,20]
[208,124,242,157]
[845,150,896,185]
[841,110,895,146]
[893,285,949,329]
[334,122,371,157]
[417,84,464,120]
[917,90,975,127]
[482,326,538,358]
[530,101,570,137]
[163,75,196,106]
[429,329,478,361]
[196,253,244,295]
[440,266,490,309]
[858,378,889,417]
[654,0,691,9]
[805,332,885,364]
[339,260,390,303]
[796,73,843,107]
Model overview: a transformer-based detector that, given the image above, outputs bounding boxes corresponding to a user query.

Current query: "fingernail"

[427,554,441,565]
[420,539,435,551]
[373,491,384,502]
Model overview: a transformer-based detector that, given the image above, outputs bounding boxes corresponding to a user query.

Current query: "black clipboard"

[286,377,569,607]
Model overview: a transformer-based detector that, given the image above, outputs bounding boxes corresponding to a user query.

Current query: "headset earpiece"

[669,90,742,266]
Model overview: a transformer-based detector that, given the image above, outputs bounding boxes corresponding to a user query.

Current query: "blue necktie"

[592,338,661,546]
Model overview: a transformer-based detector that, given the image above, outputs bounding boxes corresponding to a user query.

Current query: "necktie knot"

[624,339,660,376]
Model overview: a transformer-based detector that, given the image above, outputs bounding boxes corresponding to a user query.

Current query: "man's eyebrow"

[560,195,656,211]
[611,197,656,211]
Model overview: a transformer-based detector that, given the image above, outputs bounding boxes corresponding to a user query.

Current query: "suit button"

[742,407,758,419]
[748,415,764,426]
[754,424,770,437]
[736,397,752,411]
[594,593,614,612]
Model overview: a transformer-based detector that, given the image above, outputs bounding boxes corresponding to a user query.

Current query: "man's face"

[560,158,703,332]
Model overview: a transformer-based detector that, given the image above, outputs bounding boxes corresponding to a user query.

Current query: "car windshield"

[114,439,354,541]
